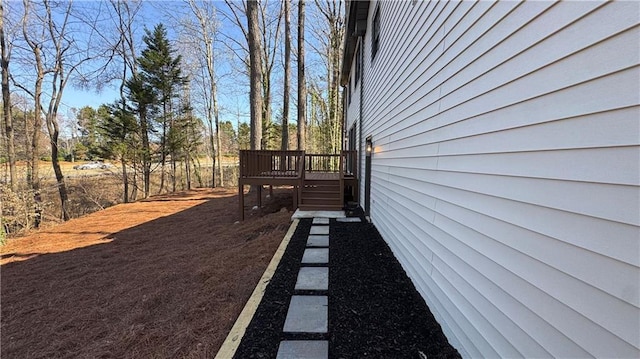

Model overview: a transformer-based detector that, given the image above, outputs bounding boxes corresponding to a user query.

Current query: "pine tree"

[128,24,187,195]
[137,24,187,193]
[98,101,139,203]
[125,73,155,198]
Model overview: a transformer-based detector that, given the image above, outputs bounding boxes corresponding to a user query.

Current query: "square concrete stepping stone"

[309,226,329,235]
[336,217,361,223]
[295,267,329,290]
[312,217,330,224]
[307,235,329,247]
[301,248,328,264]
[276,340,328,359]
[283,296,328,333]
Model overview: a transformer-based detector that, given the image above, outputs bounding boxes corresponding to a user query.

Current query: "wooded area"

[0,0,345,237]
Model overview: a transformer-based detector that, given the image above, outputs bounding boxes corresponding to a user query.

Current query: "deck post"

[340,151,345,209]
[239,183,244,221]
[257,185,262,208]
[292,185,298,210]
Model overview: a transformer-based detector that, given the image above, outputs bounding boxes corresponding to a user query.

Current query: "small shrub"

[0,184,37,236]
[0,220,6,245]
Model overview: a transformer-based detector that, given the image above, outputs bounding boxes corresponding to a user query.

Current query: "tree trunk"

[297,0,306,150]
[131,158,138,201]
[159,104,167,194]
[185,155,191,190]
[209,120,216,187]
[281,0,291,151]
[247,0,263,151]
[0,0,16,190]
[213,83,223,186]
[187,0,221,188]
[31,69,43,190]
[121,159,129,203]
[139,105,151,198]
[262,72,271,149]
[46,113,69,220]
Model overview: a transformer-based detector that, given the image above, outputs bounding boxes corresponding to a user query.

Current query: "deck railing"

[343,150,357,178]
[239,150,304,178]
[304,154,341,172]
[304,151,357,178]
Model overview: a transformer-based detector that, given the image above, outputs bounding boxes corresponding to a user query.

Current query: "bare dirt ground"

[1,187,294,358]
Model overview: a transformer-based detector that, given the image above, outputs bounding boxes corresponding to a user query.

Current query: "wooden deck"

[238,150,358,220]
[305,172,340,180]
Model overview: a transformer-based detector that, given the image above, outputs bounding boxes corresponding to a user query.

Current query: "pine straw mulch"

[1,187,294,359]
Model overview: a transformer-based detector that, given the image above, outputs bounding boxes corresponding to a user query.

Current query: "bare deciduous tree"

[309,0,344,154]
[281,0,291,150]
[184,0,224,187]
[247,0,263,150]
[259,0,282,149]
[222,0,284,150]
[15,0,109,220]
[0,0,16,190]
[108,0,142,201]
[13,1,45,190]
[297,0,306,150]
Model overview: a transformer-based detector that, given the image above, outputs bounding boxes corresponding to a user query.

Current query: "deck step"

[301,199,342,206]
[303,188,339,193]
[302,191,341,197]
[298,204,343,211]
[303,180,341,186]
[299,178,342,211]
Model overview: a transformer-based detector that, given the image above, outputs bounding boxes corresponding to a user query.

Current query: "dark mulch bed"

[234,214,461,359]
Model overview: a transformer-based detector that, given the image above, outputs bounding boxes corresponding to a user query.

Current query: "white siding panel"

[377,169,639,306]
[386,169,639,267]
[391,84,639,154]
[373,212,479,358]
[436,146,639,185]
[430,211,638,358]
[381,162,639,227]
[373,199,501,358]
[371,1,525,136]
[432,203,640,347]
[376,194,586,357]
[434,108,640,155]
[356,0,640,357]
[394,65,639,145]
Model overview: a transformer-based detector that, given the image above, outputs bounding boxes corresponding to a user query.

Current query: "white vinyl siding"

[345,38,361,149]
[357,0,640,357]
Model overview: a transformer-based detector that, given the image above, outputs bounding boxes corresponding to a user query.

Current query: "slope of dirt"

[1,187,294,359]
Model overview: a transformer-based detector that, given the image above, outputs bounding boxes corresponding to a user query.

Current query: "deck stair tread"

[301,177,342,211]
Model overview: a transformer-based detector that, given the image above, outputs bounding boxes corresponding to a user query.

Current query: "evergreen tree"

[125,74,155,198]
[137,24,187,193]
[238,122,251,150]
[98,101,139,203]
[75,106,107,160]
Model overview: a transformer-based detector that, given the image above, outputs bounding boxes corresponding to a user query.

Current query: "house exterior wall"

[343,1,640,357]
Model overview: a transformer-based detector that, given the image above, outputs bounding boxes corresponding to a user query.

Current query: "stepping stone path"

[295,267,329,291]
[309,226,330,235]
[312,217,330,225]
[301,248,329,264]
[277,340,328,359]
[307,235,329,247]
[283,295,328,333]
[276,218,344,359]
[336,217,361,223]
